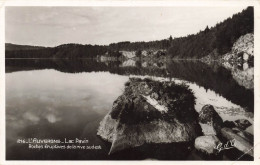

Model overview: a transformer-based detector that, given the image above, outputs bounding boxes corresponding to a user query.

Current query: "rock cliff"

[222,33,253,62]
[201,33,254,90]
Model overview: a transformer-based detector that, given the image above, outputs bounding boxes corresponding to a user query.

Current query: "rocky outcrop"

[202,33,254,90]
[221,127,253,157]
[97,51,125,62]
[118,50,166,59]
[198,105,223,135]
[232,33,254,58]
[195,135,220,155]
[119,51,136,59]
[220,33,254,90]
[222,33,254,62]
[234,119,252,130]
[196,104,254,159]
[97,78,201,154]
[223,119,252,130]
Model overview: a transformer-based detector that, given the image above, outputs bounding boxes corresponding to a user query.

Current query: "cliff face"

[222,33,254,62]
[97,78,201,154]
[232,33,254,57]
[221,33,254,90]
[202,33,254,90]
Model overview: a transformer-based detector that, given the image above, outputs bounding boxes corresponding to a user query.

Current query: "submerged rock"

[97,78,201,155]
[198,105,223,135]
[221,127,253,157]
[195,135,220,155]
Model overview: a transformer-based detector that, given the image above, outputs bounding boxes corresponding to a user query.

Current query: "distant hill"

[5,43,46,51]
[5,7,254,59]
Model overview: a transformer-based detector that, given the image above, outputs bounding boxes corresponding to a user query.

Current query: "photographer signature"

[214,139,236,153]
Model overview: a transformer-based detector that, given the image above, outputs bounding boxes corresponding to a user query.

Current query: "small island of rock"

[97,78,202,155]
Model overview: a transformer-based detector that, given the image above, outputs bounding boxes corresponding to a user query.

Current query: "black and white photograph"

[1,2,258,162]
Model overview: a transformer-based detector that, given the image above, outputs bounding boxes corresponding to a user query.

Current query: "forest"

[5,7,253,59]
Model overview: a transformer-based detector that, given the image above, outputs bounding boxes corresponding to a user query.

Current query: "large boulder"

[198,105,223,135]
[97,78,201,155]
[195,135,221,155]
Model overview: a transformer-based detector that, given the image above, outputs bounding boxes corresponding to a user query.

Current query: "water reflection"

[6,70,128,160]
[5,59,254,160]
[6,59,254,112]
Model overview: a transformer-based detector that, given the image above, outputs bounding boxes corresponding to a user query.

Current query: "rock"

[221,33,254,63]
[232,33,254,57]
[237,131,253,145]
[151,92,159,100]
[119,51,136,58]
[195,135,221,155]
[97,78,201,155]
[234,119,252,130]
[199,123,217,136]
[245,125,253,135]
[221,127,253,157]
[232,128,253,144]
[223,120,236,128]
[219,33,254,90]
[198,105,223,135]
[97,114,118,143]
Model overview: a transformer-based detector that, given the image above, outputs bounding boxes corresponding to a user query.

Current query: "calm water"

[5,59,254,160]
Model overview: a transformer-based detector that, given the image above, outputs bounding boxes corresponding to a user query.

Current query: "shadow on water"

[6,58,254,112]
[166,60,254,112]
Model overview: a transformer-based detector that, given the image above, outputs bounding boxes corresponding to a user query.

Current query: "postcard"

[0,0,259,164]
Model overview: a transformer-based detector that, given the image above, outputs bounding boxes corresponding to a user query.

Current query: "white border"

[0,1,259,165]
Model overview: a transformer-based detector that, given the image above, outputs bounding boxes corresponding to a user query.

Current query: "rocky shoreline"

[97,78,254,160]
[201,33,254,90]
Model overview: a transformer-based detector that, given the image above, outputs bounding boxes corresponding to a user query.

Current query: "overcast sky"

[6,6,248,47]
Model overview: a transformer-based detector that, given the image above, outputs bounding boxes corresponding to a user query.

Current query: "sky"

[5,6,248,47]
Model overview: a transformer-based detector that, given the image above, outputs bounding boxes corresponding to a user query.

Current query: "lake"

[5,59,254,160]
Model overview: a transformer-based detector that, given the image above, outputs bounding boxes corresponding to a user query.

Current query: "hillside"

[168,7,253,58]
[5,43,46,51]
[5,7,253,59]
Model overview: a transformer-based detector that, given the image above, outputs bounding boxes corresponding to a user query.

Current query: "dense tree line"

[168,7,254,58]
[108,39,170,51]
[5,43,46,51]
[6,44,108,59]
[5,7,253,59]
